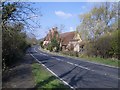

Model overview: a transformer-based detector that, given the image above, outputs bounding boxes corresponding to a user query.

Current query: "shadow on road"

[59,66,89,87]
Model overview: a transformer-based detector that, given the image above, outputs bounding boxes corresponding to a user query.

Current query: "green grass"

[32,63,70,90]
[79,56,120,67]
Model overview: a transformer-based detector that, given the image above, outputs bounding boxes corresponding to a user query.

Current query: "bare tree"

[2,1,42,32]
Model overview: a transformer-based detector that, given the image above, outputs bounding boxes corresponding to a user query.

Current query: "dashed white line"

[35,47,120,80]
[51,57,56,59]
[34,48,48,56]
[67,62,74,65]
[38,47,119,69]
[35,52,46,56]
[51,57,120,80]
[34,48,37,52]
[52,57,91,71]
[56,58,61,61]
[76,65,91,71]
[30,53,74,89]
[52,57,62,61]
[66,61,90,70]
[42,53,48,56]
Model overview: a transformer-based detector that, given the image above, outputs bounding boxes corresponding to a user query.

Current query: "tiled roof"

[60,31,75,45]
[44,28,76,46]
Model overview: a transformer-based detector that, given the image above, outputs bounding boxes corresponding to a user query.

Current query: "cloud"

[69,27,74,31]
[55,11,73,18]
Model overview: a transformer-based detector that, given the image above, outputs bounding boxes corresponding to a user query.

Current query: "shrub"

[109,30,120,59]
[47,43,53,52]
[84,30,119,59]
[40,41,44,48]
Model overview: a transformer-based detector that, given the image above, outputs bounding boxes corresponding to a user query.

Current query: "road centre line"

[34,47,48,56]
[51,57,120,80]
[42,53,48,56]
[35,47,120,80]
[38,47,119,69]
[67,62,74,65]
[51,56,94,71]
[34,48,37,52]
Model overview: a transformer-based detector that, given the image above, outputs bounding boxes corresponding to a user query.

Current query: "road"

[28,45,119,89]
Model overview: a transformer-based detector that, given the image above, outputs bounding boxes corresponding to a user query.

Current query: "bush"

[40,41,44,48]
[84,41,97,57]
[2,24,28,71]
[84,30,119,59]
[109,30,120,59]
[47,43,53,52]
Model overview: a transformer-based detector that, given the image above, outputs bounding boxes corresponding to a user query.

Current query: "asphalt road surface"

[28,45,119,89]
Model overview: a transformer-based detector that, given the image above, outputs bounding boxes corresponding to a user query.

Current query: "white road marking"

[51,57,120,80]
[34,48,37,52]
[57,58,61,60]
[38,47,119,69]
[30,53,74,89]
[52,57,92,71]
[67,62,74,65]
[42,53,48,56]
[52,57,64,62]
[74,64,90,70]
[36,47,120,80]
[34,47,48,56]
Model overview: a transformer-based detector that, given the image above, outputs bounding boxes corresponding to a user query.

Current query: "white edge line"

[38,47,119,69]
[30,53,74,89]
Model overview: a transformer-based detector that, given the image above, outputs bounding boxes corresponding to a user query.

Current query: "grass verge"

[32,63,70,90]
[79,55,120,67]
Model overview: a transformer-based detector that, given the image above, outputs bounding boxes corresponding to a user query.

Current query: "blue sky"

[26,2,99,39]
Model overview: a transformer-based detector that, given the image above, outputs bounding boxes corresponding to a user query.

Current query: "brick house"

[60,31,82,52]
[43,27,83,52]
